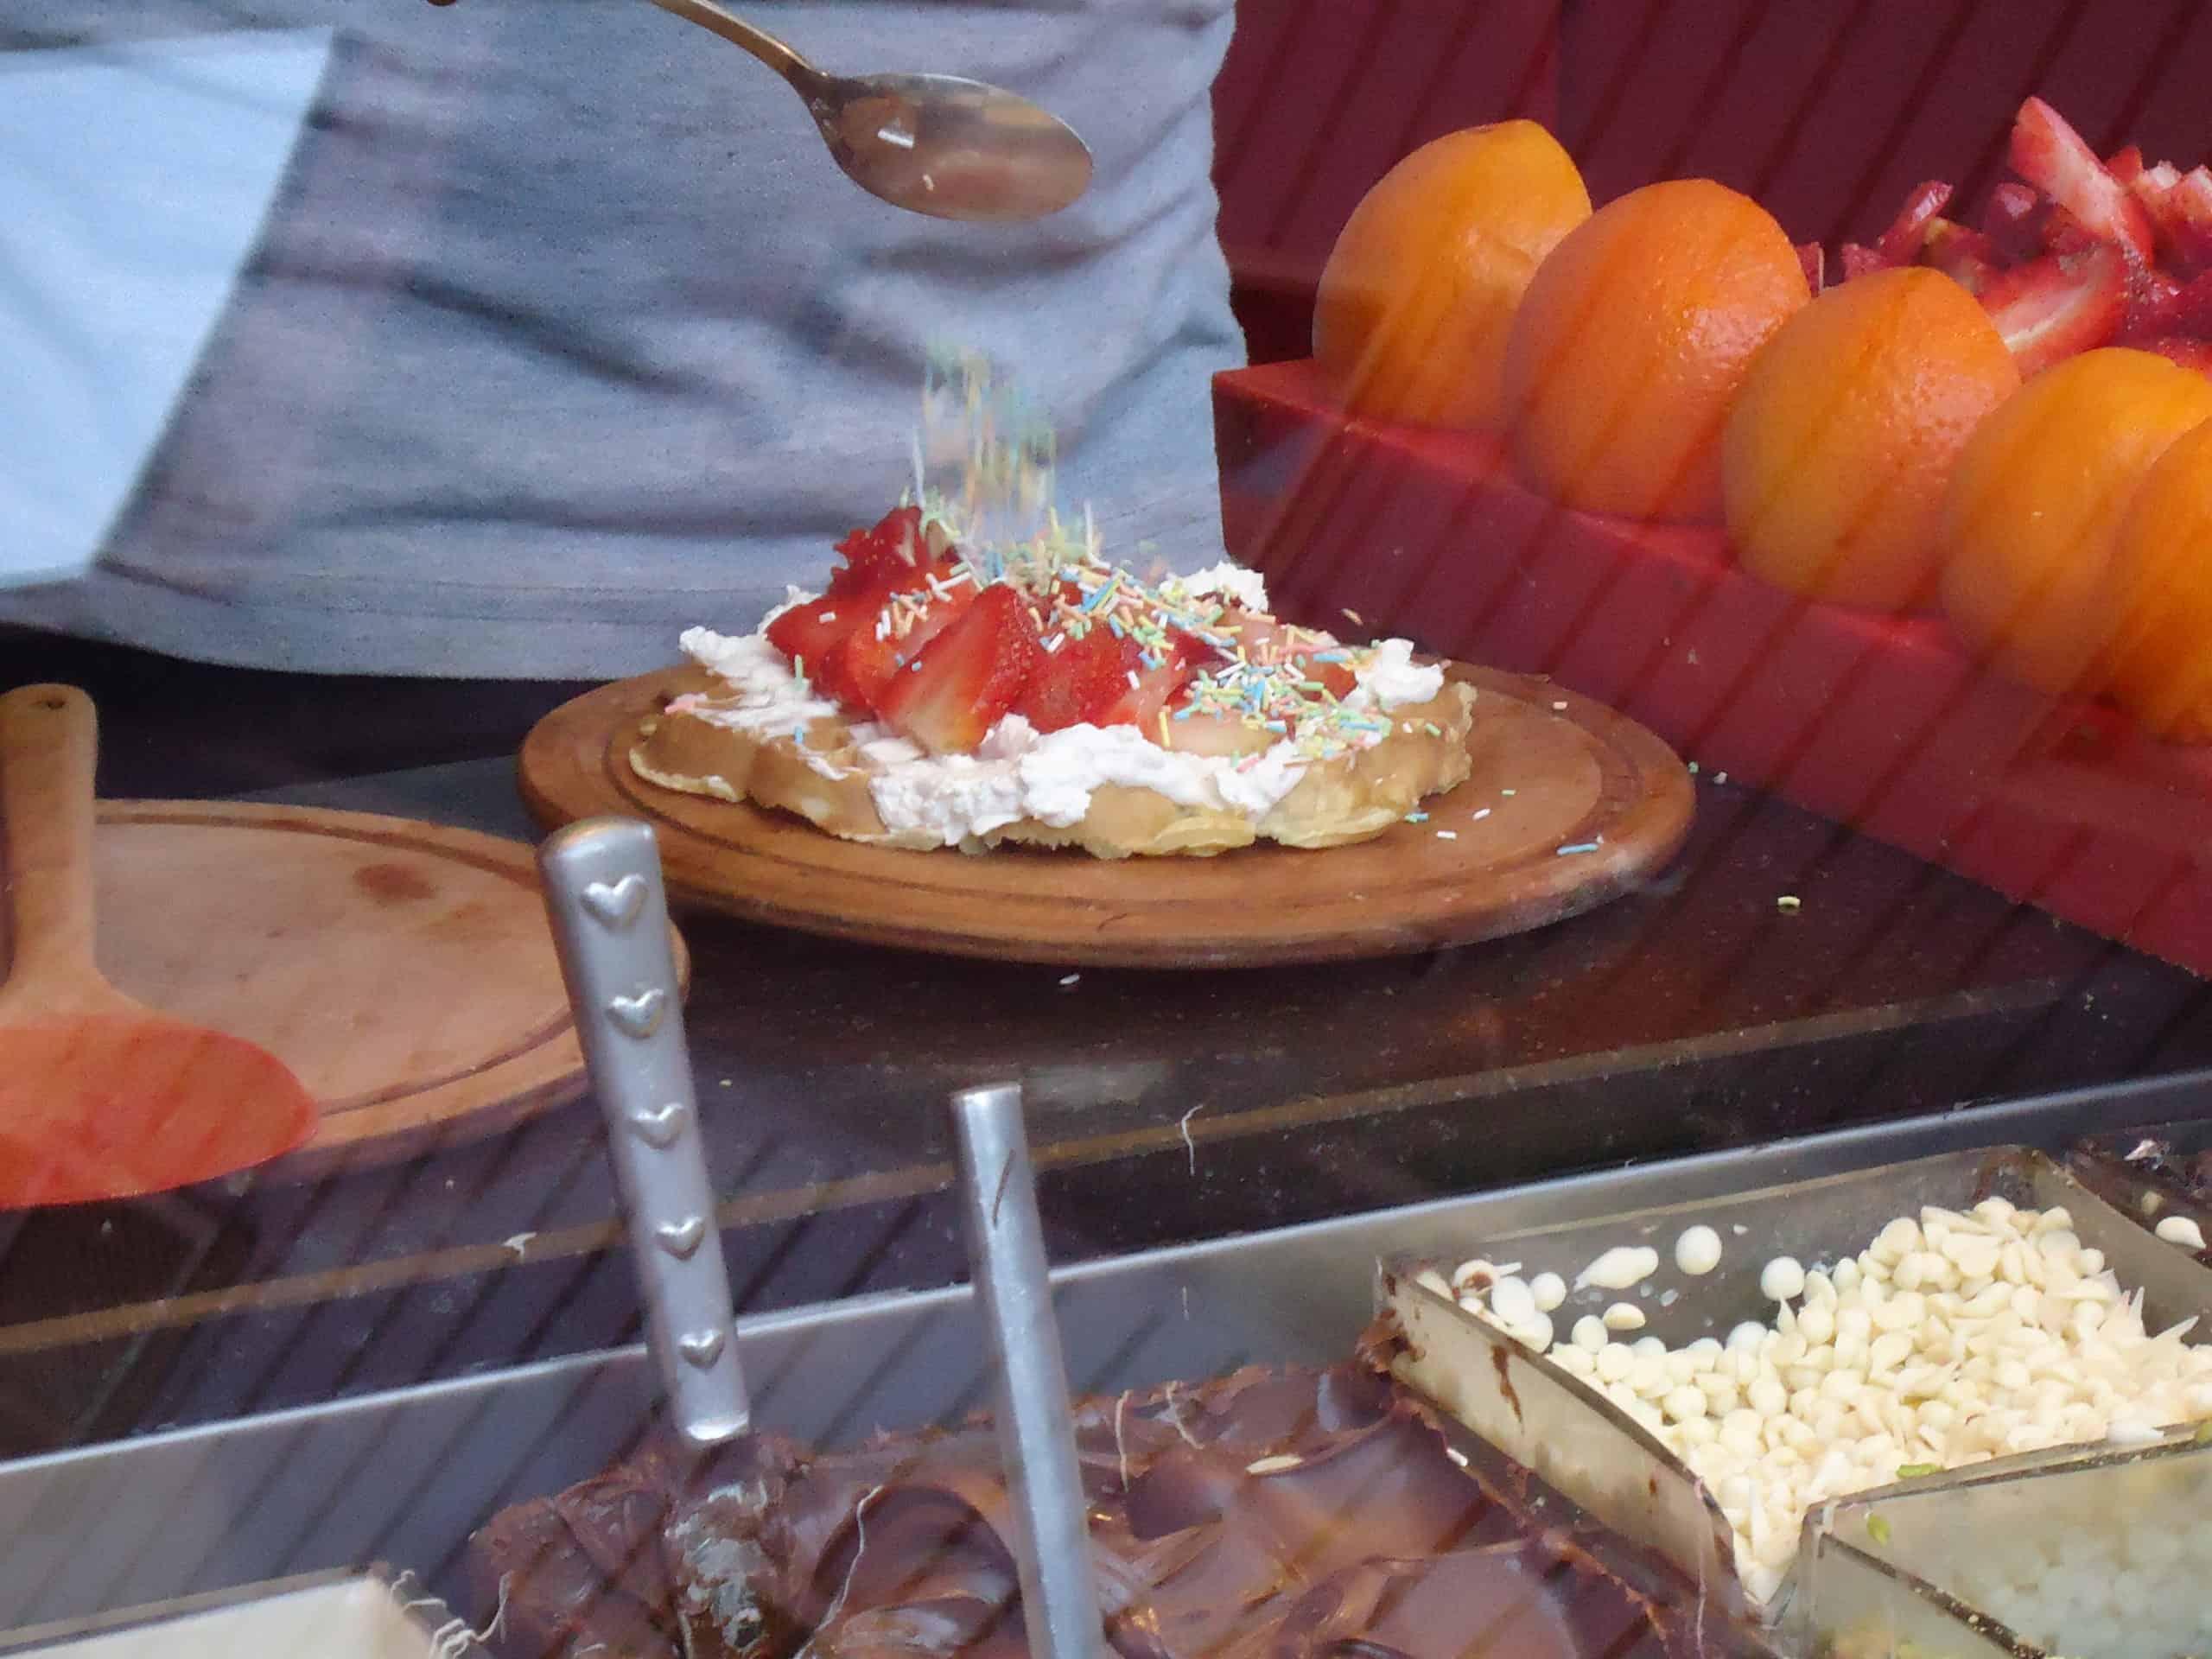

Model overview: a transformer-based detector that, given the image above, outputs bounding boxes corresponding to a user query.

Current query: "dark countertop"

[3,624,2211,1458]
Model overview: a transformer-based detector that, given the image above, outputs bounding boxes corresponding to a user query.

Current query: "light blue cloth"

[0,1,1241,677]
[0,29,337,592]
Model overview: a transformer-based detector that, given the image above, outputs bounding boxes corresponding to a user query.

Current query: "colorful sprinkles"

[875,352,1434,763]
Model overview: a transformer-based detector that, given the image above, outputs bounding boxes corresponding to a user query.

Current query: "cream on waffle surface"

[630,563,1477,858]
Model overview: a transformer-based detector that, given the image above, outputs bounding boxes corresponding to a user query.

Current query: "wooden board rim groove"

[519,664,1695,969]
[101,803,574,1111]
[83,799,686,1179]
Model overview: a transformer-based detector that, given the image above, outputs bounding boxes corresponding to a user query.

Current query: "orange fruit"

[1313,121,1591,430]
[1501,178,1808,522]
[1722,267,2021,611]
[1938,347,2212,699]
[2105,416,2212,740]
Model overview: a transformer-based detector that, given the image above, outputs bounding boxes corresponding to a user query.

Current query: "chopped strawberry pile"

[1815,97,2212,378]
[875,585,1045,754]
[764,508,1387,758]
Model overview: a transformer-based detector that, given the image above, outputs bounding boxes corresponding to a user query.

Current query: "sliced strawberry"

[1216,608,1296,663]
[876,585,1044,754]
[1210,609,1357,697]
[1920,219,2001,295]
[2123,270,2183,341]
[2135,270,2212,339]
[2159,167,2212,276]
[765,589,873,680]
[1158,702,1273,758]
[2039,206,2101,257]
[1981,181,2048,262]
[828,505,950,596]
[2137,335,2212,378]
[2007,97,2157,264]
[1010,625,1135,733]
[1839,242,1893,281]
[2107,144,2145,188]
[1307,660,1360,699]
[1796,241,1826,296]
[826,582,979,712]
[1979,243,2129,377]
[1097,651,1199,730]
[1874,180,1955,265]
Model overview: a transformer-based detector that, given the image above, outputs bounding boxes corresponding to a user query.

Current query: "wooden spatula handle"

[0,684,102,998]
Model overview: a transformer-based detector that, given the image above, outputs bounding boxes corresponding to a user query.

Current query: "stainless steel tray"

[0,1071,2204,1637]
[1793,1430,2212,1659]
[1376,1146,2212,1623]
[2068,1118,2212,1267]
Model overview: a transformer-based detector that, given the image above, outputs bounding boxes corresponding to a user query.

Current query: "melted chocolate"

[469,1364,1754,1659]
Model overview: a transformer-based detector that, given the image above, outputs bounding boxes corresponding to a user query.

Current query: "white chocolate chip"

[1451,1257,1500,1290]
[1760,1255,1808,1302]
[2154,1216,2206,1251]
[1529,1271,1567,1313]
[1489,1275,1537,1326]
[1675,1224,1724,1275]
[1510,1313,1555,1353]
[1603,1301,1648,1332]
[1577,1245,1662,1292]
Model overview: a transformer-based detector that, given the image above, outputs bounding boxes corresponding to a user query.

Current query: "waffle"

[629,676,1478,858]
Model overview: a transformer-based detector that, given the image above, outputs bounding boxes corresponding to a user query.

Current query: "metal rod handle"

[539,817,748,1448]
[949,1083,1107,1659]
[644,0,823,94]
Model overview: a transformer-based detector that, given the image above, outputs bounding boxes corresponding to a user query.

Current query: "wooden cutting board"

[519,663,1694,968]
[34,802,683,1178]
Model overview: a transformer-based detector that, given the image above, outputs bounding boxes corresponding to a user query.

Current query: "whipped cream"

[677,597,1448,849]
[1351,638,1446,708]
[1166,562,1271,613]
[677,627,842,729]
[861,717,1319,845]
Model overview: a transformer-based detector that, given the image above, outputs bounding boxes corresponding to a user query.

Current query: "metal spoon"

[646,0,1093,222]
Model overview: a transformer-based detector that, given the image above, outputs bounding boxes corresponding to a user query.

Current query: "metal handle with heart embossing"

[538,817,748,1447]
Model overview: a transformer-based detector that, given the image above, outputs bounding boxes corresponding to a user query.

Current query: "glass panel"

[6,7,2212,1657]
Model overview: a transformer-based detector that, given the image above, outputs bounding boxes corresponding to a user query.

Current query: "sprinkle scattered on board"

[1777,894,1802,912]
[1471,807,1491,821]
[1058,972,1081,987]
[1435,830,1458,840]
[1556,840,1602,857]
[1551,700,1568,711]
[1405,810,1428,823]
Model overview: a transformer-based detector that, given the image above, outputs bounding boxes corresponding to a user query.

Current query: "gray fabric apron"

[1,1,1241,677]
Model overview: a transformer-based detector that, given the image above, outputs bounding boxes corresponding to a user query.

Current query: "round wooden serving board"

[519,664,1694,969]
[79,803,682,1178]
